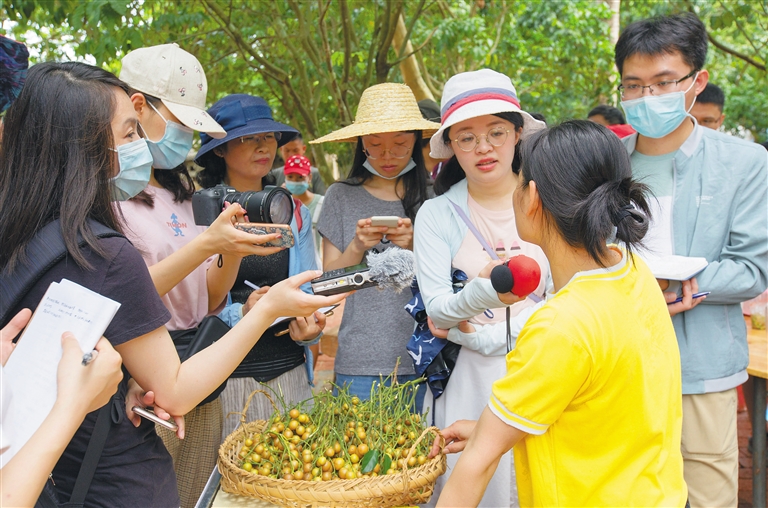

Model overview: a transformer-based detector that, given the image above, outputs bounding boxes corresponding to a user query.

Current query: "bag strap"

[0,219,123,325]
[63,402,112,507]
[448,200,515,353]
[447,200,499,261]
[292,198,303,231]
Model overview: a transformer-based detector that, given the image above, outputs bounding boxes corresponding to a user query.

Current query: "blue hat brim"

[195,119,298,163]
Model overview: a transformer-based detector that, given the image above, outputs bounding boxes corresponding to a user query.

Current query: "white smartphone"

[132,406,178,431]
[370,216,400,228]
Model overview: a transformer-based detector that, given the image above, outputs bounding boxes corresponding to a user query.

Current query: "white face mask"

[363,158,417,180]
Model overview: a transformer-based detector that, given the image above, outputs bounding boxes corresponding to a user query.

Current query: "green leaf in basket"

[381,453,392,474]
[361,449,380,474]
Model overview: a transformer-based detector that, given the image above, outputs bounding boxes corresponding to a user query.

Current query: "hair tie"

[614,204,635,225]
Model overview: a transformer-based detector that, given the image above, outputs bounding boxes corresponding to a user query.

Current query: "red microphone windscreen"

[507,255,541,297]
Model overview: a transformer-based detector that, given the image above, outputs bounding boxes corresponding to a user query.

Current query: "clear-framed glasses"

[240,132,281,146]
[618,70,698,100]
[362,142,412,160]
[453,126,510,152]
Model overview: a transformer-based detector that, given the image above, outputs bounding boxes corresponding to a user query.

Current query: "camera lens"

[352,274,365,285]
[231,187,294,224]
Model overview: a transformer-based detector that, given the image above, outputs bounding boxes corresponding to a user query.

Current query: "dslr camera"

[311,263,377,296]
[192,184,294,226]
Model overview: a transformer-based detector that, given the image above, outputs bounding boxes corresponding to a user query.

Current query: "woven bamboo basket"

[217,391,446,508]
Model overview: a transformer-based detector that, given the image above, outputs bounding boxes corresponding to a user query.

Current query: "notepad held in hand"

[0,279,121,467]
[642,255,709,281]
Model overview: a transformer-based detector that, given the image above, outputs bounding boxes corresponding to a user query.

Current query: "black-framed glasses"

[240,132,281,146]
[618,70,698,100]
[452,127,510,152]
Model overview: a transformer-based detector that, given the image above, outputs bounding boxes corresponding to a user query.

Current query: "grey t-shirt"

[317,182,415,376]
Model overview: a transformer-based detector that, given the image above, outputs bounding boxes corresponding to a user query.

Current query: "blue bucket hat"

[195,94,297,162]
[0,35,29,113]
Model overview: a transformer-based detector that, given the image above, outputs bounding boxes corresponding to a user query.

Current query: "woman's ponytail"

[520,120,652,266]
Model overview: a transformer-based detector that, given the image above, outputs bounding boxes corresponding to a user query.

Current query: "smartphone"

[668,291,710,305]
[370,216,400,228]
[234,223,295,249]
[132,406,178,431]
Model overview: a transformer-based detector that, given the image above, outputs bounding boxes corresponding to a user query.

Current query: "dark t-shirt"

[12,236,178,508]
[229,249,305,381]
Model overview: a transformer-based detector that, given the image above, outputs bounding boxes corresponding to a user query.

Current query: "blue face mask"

[363,158,417,180]
[110,138,153,201]
[285,180,310,195]
[621,75,698,139]
[143,101,195,169]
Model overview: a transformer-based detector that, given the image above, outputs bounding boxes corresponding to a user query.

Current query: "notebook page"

[0,279,120,467]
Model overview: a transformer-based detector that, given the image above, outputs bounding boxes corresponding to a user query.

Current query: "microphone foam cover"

[490,264,514,294]
[507,255,541,297]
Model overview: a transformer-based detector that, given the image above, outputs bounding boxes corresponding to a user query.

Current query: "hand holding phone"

[234,223,295,249]
[132,406,178,431]
[369,216,401,228]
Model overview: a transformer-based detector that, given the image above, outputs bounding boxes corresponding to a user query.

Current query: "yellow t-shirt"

[490,249,687,507]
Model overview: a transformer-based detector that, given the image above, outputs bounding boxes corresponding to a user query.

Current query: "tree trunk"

[607,0,620,47]
[392,14,435,101]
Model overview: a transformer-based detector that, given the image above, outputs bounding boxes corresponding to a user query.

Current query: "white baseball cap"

[119,43,226,139]
[429,69,545,159]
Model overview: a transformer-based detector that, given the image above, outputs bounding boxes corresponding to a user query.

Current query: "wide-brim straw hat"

[429,69,546,159]
[310,83,441,144]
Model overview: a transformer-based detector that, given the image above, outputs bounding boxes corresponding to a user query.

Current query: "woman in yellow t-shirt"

[432,120,688,507]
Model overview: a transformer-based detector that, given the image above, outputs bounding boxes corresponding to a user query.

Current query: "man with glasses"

[690,83,726,131]
[615,13,768,507]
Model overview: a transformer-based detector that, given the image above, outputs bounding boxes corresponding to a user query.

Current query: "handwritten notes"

[0,279,120,467]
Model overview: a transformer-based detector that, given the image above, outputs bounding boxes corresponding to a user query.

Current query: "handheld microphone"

[490,255,541,297]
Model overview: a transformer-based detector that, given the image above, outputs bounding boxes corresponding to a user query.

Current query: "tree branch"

[389,26,439,66]
[398,0,427,58]
[708,32,766,71]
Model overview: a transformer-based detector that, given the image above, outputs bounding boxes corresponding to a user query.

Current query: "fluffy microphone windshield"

[366,248,415,293]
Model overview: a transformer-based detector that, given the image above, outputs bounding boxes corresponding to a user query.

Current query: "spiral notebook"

[642,255,709,281]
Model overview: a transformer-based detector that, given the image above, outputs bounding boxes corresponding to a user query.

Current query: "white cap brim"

[163,99,226,139]
[429,100,546,159]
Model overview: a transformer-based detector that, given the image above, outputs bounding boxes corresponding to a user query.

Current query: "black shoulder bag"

[0,219,123,508]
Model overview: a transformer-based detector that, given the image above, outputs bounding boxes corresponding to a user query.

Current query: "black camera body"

[310,263,377,296]
[192,184,294,226]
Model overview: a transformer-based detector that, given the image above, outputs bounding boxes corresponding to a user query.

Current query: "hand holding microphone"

[488,255,542,304]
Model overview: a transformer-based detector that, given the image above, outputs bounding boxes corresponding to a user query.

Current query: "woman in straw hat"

[311,83,440,407]
[195,94,327,441]
[412,69,551,507]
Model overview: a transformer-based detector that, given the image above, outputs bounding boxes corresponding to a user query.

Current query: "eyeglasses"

[452,127,510,152]
[240,132,281,146]
[618,70,698,100]
[362,142,412,160]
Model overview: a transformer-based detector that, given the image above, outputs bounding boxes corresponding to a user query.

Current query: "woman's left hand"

[385,218,413,250]
[289,311,326,343]
[125,378,185,439]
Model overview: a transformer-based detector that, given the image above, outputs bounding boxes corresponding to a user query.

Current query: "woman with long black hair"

[0,61,344,507]
[312,83,439,407]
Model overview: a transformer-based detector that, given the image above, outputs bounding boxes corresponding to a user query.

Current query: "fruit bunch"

[236,378,431,481]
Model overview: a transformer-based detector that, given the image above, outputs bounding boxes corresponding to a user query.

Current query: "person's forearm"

[206,254,242,313]
[145,308,274,415]
[1,402,86,507]
[148,234,214,297]
[323,240,367,271]
[436,446,501,507]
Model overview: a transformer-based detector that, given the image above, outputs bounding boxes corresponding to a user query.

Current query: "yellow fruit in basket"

[407,456,417,467]
[283,473,295,481]
[296,425,306,436]
[321,461,332,472]
[298,413,309,423]
[357,443,369,455]
[289,409,300,419]
[244,438,254,447]
[350,453,359,464]
[325,447,335,457]
[322,471,332,481]
[386,468,395,475]
[312,467,321,477]
[316,456,327,466]
[348,444,357,455]
[332,457,345,470]
[333,441,342,453]
[303,462,313,473]
[283,429,293,439]
[242,462,253,472]
[288,419,299,430]
[417,455,427,465]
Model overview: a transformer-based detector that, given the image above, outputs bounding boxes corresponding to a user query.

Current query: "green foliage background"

[2,0,766,175]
